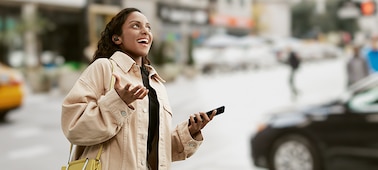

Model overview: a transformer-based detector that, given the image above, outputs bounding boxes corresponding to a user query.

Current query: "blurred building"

[253,0,291,37]
[208,0,253,36]
[127,0,211,64]
[0,0,254,66]
[0,0,87,67]
[126,0,253,64]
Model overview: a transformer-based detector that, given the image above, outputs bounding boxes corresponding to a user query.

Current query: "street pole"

[375,0,378,36]
[22,3,38,68]
[316,0,325,14]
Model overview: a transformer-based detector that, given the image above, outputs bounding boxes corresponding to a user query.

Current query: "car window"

[348,86,378,113]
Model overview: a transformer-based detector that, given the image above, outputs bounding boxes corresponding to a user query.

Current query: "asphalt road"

[0,57,346,170]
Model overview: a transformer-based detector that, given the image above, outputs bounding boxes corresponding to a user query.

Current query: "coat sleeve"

[171,121,203,161]
[61,59,131,146]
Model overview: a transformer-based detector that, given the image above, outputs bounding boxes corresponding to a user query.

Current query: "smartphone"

[189,106,225,125]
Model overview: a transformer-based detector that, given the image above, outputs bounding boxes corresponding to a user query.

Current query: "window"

[93,0,121,6]
[349,86,378,113]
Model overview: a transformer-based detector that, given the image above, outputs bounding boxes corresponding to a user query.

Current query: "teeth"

[138,39,148,43]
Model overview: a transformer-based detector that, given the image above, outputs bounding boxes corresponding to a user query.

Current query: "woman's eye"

[132,24,139,29]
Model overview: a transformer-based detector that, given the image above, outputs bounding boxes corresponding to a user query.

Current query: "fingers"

[113,74,143,94]
[189,115,195,125]
[130,85,149,99]
[117,81,148,99]
[209,110,217,119]
[121,85,148,110]
[188,112,213,137]
[128,104,135,110]
[200,112,211,122]
[125,83,132,91]
[111,74,149,108]
[189,112,211,126]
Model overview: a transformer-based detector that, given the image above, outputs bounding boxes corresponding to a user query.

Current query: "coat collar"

[109,51,135,74]
[144,64,166,83]
[110,51,166,83]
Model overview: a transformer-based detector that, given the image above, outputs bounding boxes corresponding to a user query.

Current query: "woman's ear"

[112,35,121,44]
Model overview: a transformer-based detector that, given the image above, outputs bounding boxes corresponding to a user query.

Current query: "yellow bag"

[61,144,103,170]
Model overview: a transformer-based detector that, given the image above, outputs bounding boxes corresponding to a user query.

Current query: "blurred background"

[0,0,378,169]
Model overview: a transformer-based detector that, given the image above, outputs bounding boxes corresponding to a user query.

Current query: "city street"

[0,57,347,170]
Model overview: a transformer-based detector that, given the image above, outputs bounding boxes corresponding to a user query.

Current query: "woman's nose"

[140,26,149,34]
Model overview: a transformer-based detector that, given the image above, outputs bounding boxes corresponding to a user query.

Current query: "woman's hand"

[113,73,148,110]
[188,110,216,139]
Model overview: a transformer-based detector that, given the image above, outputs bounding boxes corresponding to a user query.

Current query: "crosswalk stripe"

[8,145,51,160]
[13,127,42,138]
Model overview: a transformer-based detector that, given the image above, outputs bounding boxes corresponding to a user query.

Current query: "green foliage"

[0,13,55,64]
[291,0,359,38]
[18,13,55,34]
[150,40,175,66]
[292,1,314,38]
[149,42,163,66]
[187,36,195,66]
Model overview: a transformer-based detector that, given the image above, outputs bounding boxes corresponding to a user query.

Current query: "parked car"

[250,73,378,170]
[0,62,24,121]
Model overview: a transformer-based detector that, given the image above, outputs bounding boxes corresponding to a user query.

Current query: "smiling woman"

[61,7,216,170]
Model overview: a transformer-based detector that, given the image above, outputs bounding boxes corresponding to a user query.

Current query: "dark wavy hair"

[92,7,151,64]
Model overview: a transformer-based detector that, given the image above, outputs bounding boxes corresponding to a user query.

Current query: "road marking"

[8,145,51,160]
[13,127,42,138]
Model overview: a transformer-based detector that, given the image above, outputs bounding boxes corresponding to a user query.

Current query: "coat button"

[143,108,148,113]
[120,111,127,116]
[188,141,197,148]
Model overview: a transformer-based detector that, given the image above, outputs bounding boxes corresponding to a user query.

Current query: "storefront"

[85,4,121,60]
[0,1,86,67]
[209,14,253,36]
[39,7,86,63]
[155,2,210,64]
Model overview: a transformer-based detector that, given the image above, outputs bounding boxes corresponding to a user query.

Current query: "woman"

[61,7,215,170]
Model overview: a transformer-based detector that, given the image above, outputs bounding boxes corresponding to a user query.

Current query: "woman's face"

[117,11,153,58]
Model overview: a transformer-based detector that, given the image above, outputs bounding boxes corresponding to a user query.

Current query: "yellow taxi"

[0,62,24,121]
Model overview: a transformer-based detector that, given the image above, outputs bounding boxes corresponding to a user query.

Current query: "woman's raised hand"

[113,73,149,110]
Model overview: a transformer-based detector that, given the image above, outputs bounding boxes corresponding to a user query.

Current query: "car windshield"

[339,73,378,103]
[348,83,378,113]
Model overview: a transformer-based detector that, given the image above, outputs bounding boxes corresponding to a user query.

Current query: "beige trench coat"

[61,51,203,170]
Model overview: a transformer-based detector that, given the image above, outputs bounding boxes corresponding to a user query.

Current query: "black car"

[250,73,378,170]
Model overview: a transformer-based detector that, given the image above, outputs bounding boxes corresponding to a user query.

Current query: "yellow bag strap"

[95,144,103,160]
[109,59,115,89]
[67,144,103,162]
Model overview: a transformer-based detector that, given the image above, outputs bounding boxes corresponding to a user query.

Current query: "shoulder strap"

[67,144,103,163]
[109,59,115,89]
[95,144,103,160]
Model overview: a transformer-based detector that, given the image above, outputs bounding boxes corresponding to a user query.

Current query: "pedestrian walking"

[346,45,370,87]
[365,36,378,72]
[286,47,301,100]
[61,7,216,170]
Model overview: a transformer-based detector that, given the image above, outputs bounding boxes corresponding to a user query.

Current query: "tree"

[291,0,359,39]
[186,35,195,66]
